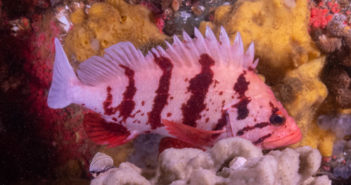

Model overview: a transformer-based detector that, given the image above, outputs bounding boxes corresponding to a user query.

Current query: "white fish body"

[48,27,301,149]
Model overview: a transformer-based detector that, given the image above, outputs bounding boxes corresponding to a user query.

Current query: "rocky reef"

[89,137,331,185]
[3,0,351,184]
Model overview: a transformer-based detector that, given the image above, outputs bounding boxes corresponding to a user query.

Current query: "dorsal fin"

[152,26,258,68]
[76,26,257,86]
[77,42,151,86]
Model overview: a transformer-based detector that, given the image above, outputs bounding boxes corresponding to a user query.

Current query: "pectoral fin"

[162,119,225,147]
[83,113,135,147]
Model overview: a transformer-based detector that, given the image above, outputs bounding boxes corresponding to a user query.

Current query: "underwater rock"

[318,114,351,138]
[64,0,166,62]
[128,134,162,178]
[90,137,331,185]
[320,139,351,182]
[309,6,351,109]
[200,0,320,83]
[274,57,335,156]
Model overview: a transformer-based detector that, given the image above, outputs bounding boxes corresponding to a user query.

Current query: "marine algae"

[64,0,166,62]
[200,0,320,83]
[275,57,335,156]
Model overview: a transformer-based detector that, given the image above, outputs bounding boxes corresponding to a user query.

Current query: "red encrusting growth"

[103,65,136,122]
[182,54,215,127]
[22,13,95,168]
[148,56,173,129]
[309,0,344,29]
[83,113,131,147]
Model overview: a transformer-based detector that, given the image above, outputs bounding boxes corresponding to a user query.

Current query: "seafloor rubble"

[89,137,331,185]
[1,0,351,184]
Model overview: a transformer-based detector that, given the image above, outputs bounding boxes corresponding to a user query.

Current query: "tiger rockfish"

[47,27,302,149]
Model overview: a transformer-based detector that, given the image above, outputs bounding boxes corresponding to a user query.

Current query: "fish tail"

[47,38,78,109]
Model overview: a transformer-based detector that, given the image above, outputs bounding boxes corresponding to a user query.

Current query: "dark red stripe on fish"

[233,71,249,98]
[253,133,272,145]
[103,86,113,115]
[236,122,270,136]
[148,56,173,129]
[232,72,251,120]
[103,65,136,122]
[182,54,215,127]
[213,112,228,131]
[232,97,251,120]
[211,111,228,139]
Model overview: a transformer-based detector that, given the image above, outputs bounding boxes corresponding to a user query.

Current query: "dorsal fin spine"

[194,28,210,55]
[219,26,231,65]
[182,31,200,58]
[165,41,184,67]
[173,35,193,67]
[205,26,223,65]
[75,27,257,86]
[245,42,255,68]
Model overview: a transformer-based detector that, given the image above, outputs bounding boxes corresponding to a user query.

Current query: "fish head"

[227,71,301,149]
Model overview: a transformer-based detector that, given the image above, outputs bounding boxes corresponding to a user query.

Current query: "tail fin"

[47,38,78,109]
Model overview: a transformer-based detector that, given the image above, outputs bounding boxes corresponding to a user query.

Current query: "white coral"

[155,137,330,185]
[90,137,331,185]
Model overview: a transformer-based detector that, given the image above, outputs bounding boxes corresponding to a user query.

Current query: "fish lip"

[262,128,302,150]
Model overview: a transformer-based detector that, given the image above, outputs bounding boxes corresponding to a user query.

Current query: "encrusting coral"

[63,0,166,62]
[199,0,320,83]
[274,57,335,156]
[89,137,331,185]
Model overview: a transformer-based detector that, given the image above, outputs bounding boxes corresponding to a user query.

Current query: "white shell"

[229,156,247,170]
[89,152,114,174]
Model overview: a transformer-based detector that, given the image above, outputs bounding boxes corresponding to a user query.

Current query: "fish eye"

[269,113,286,125]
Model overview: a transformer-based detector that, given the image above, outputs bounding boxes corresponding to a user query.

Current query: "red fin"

[162,120,225,147]
[159,137,201,154]
[83,113,131,147]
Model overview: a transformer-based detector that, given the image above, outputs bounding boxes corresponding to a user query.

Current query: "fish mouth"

[262,127,302,150]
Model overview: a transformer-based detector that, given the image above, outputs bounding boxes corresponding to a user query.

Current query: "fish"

[47,27,302,150]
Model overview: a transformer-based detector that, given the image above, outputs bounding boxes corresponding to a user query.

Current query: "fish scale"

[47,26,302,149]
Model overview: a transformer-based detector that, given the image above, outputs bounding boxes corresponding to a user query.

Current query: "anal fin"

[162,120,225,147]
[83,113,133,147]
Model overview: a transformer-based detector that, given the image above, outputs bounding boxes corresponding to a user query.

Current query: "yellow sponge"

[64,1,166,62]
[200,0,320,83]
